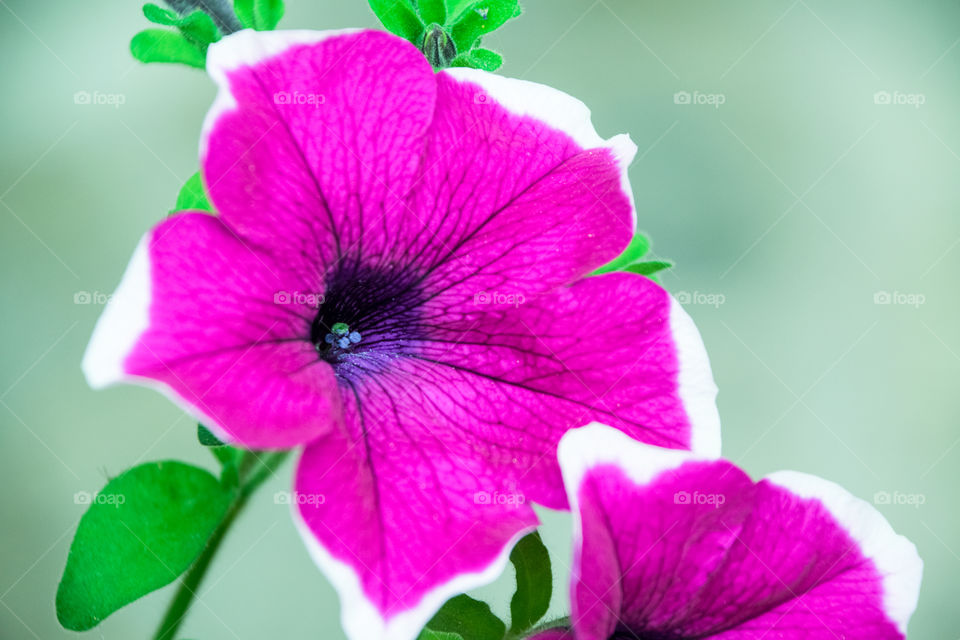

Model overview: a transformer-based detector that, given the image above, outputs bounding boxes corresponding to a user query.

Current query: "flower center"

[308,260,426,376]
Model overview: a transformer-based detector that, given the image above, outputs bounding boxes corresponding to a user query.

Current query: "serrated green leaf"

[234,0,284,30]
[130,29,206,68]
[509,532,552,634]
[425,594,505,640]
[418,0,447,25]
[173,171,213,213]
[451,47,502,70]
[450,0,521,52]
[591,232,651,276]
[56,462,234,630]
[368,0,426,43]
[624,260,673,277]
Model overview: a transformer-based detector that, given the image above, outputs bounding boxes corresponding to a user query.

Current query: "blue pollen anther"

[321,324,362,353]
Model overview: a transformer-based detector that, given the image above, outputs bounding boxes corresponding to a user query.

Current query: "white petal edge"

[443,67,639,226]
[668,296,722,456]
[201,28,360,160]
[765,470,923,635]
[80,231,236,445]
[292,504,536,640]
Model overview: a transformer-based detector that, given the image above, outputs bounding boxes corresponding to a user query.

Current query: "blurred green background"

[1,0,958,637]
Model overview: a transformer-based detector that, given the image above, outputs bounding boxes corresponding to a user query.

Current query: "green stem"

[152,450,291,640]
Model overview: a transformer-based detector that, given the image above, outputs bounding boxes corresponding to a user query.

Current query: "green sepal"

[450,47,502,70]
[197,423,225,447]
[56,462,234,630]
[368,0,426,43]
[508,531,552,634]
[234,0,285,31]
[418,0,447,25]
[450,0,521,52]
[130,29,206,68]
[591,232,651,275]
[424,594,506,640]
[422,24,458,68]
[172,171,213,213]
[624,260,673,277]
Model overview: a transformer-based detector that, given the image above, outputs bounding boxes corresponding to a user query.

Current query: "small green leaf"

[509,532,552,634]
[418,0,447,25]
[450,0,521,52]
[234,0,284,30]
[197,423,224,446]
[368,0,426,43]
[418,631,464,640]
[173,172,213,213]
[624,260,673,277]
[56,462,234,630]
[143,5,221,46]
[451,47,502,70]
[130,29,206,68]
[591,232,651,276]
[425,594,505,640]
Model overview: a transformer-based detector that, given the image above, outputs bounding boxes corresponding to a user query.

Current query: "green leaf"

[624,260,673,277]
[418,631,464,640]
[173,172,213,213]
[368,0,425,43]
[143,5,221,46]
[418,0,447,25]
[425,594,506,640]
[130,29,206,68]
[450,0,521,52]
[234,0,284,30]
[197,423,224,446]
[508,532,552,634]
[451,47,502,70]
[591,232,651,275]
[56,462,234,630]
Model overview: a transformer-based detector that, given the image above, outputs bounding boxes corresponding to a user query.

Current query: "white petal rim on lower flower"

[766,470,923,635]
[292,504,536,640]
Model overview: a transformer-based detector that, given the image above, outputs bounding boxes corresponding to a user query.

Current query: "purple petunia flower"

[82,30,721,640]
[540,424,922,640]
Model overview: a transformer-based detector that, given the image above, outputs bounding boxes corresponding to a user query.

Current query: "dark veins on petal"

[610,628,688,640]
[309,256,428,379]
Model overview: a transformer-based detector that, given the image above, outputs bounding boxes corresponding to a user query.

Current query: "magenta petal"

[202,29,436,272]
[82,213,341,448]
[405,70,637,298]
[559,425,923,640]
[292,370,538,640]
[417,272,721,509]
